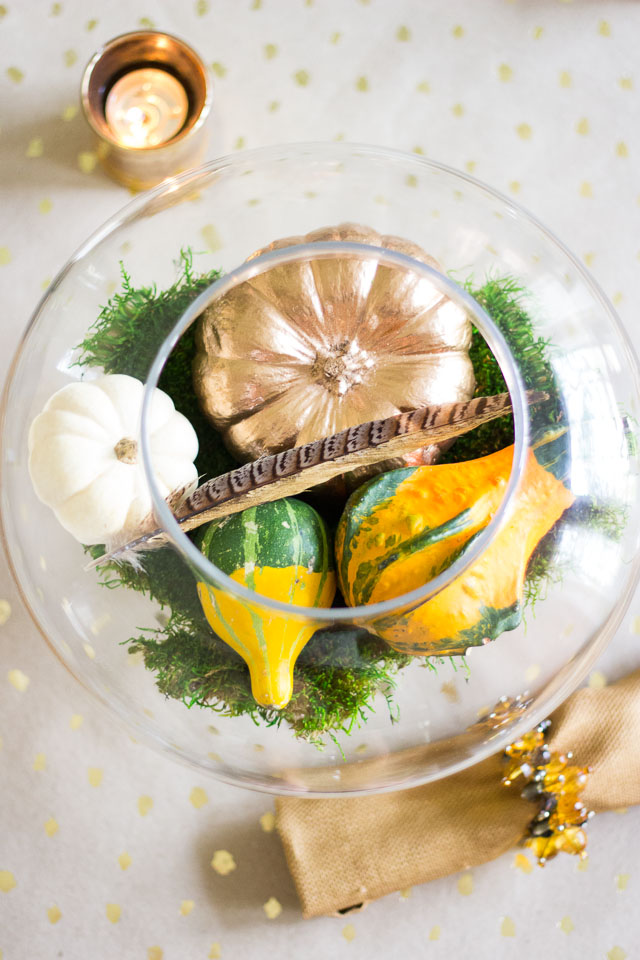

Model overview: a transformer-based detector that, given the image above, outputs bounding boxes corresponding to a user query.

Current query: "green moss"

[441,276,561,463]
[77,260,580,740]
[75,250,235,479]
[95,544,409,740]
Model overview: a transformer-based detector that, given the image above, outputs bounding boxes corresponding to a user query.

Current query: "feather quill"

[89,390,545,569]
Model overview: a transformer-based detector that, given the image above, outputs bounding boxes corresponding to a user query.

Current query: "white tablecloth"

[2,1,640,956]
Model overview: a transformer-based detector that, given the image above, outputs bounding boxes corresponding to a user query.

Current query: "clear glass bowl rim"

[140,239,529,620]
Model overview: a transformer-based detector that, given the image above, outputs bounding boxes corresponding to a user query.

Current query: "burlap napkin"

[276,670,640,917]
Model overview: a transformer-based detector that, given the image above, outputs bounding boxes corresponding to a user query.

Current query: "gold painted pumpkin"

[193,223,475,468]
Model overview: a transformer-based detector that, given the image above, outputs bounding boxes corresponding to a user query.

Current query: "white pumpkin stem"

[114,437,138,465]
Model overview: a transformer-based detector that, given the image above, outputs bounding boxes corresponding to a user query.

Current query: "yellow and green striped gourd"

[336,440,574,656]
[197,498,336,709]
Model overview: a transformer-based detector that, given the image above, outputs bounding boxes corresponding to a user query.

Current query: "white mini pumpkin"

[28,374,198,545]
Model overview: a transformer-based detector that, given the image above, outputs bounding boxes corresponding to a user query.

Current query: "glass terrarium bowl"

[2,142,640,796]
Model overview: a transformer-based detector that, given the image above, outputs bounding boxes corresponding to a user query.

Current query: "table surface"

[2,1,640,957]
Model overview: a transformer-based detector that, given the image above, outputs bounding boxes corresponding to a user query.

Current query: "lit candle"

[105,68,189,148]
[81,31,212,189]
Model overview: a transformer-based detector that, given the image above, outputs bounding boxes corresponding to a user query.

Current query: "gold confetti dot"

[33,753,46,772]
[607,949,627,960]
[598,19,611,37]
[211,62,227,78]
[8,669,29,692]
[7,66,24,83]
[44,817,59,837]
[70,714,83,730]
[579,181,593,198]
[268,100,279,112]
[0,5,7,18]
[558,916,574,934]
[208,945,222,959]
[64,49,77,68]
[139,16,155,28]
[47,905,62,924]
[294,69,310,87]
[633,616,640,634]
[588,670,607,689]
[500,916,516,937]
[201,224,222,253]
[189,787,209,809]
[613,291,624,305]
[78,152,98,174]
[208,751,222,763]
[0,871,16,893]
[514,853,533,873]
[619,76,633,90]
[498,63,513,82]
[616,141,629,158]
[533,26,544,39]
[428,925,441,940]
[264,43,278,58]
[355,76,369,92]
[399,887,412,899]
[251,0,261,8]
[25,137,44,159]
[342,923,356,941]
[263,897,282,919]
[138,795,153,817]
[330,31,341,44]
[260,811,276,833]
[412,146,424,155]
[416,80,430,93]
[576,117,589,135]
[50,2,62,13]
[0,600,11,625]
[457,871,473,895]
[583,252,595,267]
[558,70,572,88]
[38,197,53,215]
[451,103,465,117]
[211,850,236,876]
[61,104,78,121]
[106,903,121,924]
[440,681,459,703]
[86,18,98,30]
[616,873,630,890]
[516,123,532,140]
[355,743,368,754]
[148,949,163,960]
[180,899,195,916]
[88,767,103,787]
[195,0,209,14]
[465,160,476,173]
[396,25,411,42]
[405,173,418,188]
[452,24,464,38]
[118,852,132,871]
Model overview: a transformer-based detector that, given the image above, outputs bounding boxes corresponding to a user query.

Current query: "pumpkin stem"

[114,437,138,465]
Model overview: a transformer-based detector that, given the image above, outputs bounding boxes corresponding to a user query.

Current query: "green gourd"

[197,498,336,709]
[336,441,574,656]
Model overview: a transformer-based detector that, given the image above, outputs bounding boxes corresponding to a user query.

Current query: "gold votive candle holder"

[81,30,212,190]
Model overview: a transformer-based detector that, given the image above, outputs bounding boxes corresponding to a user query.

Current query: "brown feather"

[88,391,545,568]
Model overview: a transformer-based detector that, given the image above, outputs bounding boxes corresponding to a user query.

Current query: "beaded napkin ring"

[502,719,594,864]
